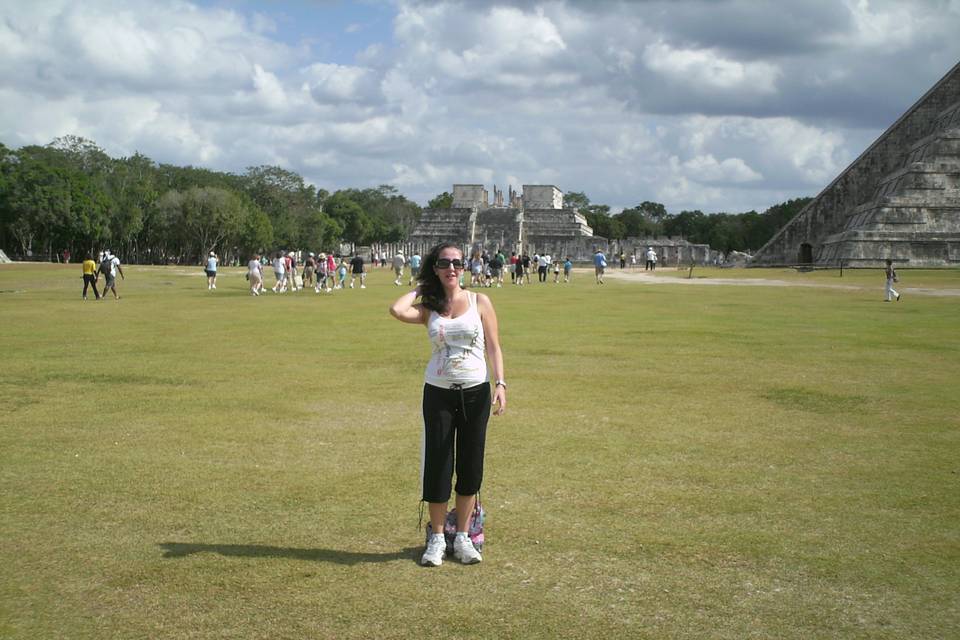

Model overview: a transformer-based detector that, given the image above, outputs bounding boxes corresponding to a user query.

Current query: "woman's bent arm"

[390,290,426,324]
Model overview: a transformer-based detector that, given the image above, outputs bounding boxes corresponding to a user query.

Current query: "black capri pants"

[421,382,491,503]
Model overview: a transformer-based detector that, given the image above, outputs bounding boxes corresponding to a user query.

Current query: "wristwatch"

[495,380,507,388]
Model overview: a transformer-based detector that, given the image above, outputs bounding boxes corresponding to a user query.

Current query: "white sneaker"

[326,288,332,293]
[349,282,354,289]
[421,534,446,567]
[453,534,482,564]
[360,284,366,289]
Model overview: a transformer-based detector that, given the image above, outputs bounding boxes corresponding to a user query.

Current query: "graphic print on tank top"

[425,293,487,387]
[431,323,482,378]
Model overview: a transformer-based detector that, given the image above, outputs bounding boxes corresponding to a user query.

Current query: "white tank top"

[424,291,487,388]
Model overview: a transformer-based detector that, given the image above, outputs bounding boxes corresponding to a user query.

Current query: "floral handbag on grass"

[424,498,485,554]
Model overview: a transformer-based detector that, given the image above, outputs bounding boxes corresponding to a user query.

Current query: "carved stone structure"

[410,183,598,259]
[752,61,960,267]
[609,237,716,267]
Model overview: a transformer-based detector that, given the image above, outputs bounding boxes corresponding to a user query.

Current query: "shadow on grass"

[159,542,420,565]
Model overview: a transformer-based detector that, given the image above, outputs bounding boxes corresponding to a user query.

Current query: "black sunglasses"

[435,258,464,269]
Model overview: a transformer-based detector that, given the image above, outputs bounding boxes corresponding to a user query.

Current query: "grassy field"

[1,262,958,639]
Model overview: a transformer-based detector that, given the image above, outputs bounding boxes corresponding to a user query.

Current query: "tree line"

[0,136,420,264]
[0,136,809,263]
[566,192,812,255]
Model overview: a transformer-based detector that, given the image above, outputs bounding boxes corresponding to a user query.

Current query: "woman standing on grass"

[389,242,507,567]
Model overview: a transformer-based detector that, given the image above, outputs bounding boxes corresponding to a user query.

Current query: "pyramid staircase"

[818,100,960,265]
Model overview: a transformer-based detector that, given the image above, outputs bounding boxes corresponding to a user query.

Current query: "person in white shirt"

[645,247,657,271]
[100,250,125,300]
[389,242,507,567]
[392,252,405,286]
[247,254,263,295]
[205,251,219,290]
[272,251,286,292]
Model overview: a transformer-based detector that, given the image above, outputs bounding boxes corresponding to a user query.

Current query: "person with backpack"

[99,250,124,300]
[389,242,507,567]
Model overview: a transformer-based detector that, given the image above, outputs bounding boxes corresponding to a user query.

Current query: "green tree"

[427,191,453,208]
[189,187,244,261]
[563,191,590,210]
[582,204,624,239]
[325,192,369,246]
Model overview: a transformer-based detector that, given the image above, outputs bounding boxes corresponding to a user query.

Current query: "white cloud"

[1,0,958,216]
[643,41,781,94]
[680,155,762,184]
[304,63,381,104]
[842,0,917,49]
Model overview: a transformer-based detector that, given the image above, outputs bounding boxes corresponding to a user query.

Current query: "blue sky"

[1,0,958,214]
[197,0,396,64]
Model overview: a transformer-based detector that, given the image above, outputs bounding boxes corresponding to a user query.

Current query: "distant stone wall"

[473,208,522,253]
[452,184,488,209]
[610,237,715,266]
[522,185,563,209]
[408,208,474,247]
[523,236,608,262]
[752,61,960,266]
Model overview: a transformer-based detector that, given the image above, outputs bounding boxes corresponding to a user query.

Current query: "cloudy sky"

[2,0,959,214]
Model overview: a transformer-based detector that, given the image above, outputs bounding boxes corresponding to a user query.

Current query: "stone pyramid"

[752,61,960,267]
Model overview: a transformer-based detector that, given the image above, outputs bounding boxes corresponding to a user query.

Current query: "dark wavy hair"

[418,242,462,314]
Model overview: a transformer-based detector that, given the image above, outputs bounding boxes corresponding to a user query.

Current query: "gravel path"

[600,269,960,297]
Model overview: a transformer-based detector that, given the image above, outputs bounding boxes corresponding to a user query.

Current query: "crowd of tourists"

[240,249,424,296]
[236,248,588,296]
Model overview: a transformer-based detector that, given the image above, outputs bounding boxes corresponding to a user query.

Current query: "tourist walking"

[563,256,572,283]
[286,252,299,291]
[388,242,507,567]
[336,257,348,289]
[81,253,100,300]
[885,259,901,302]
[538,253,549,283]
[205,251,218,290]
[314,253,327,293]
[303,253,316,290]
[645,247,657,271]
[469,252,484,288]
[248,254,263,295]
[594,249,607,284]
[326,253,337,291]
[272,251,286,292]
[392,251,405,286]
[408,250,422,286]
[489,251,503,287]
[99,250,125,300]
[349,252,366,289]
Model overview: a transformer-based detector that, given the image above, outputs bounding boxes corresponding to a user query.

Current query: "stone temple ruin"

[752,61,960,267]
[409,184,597,259]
